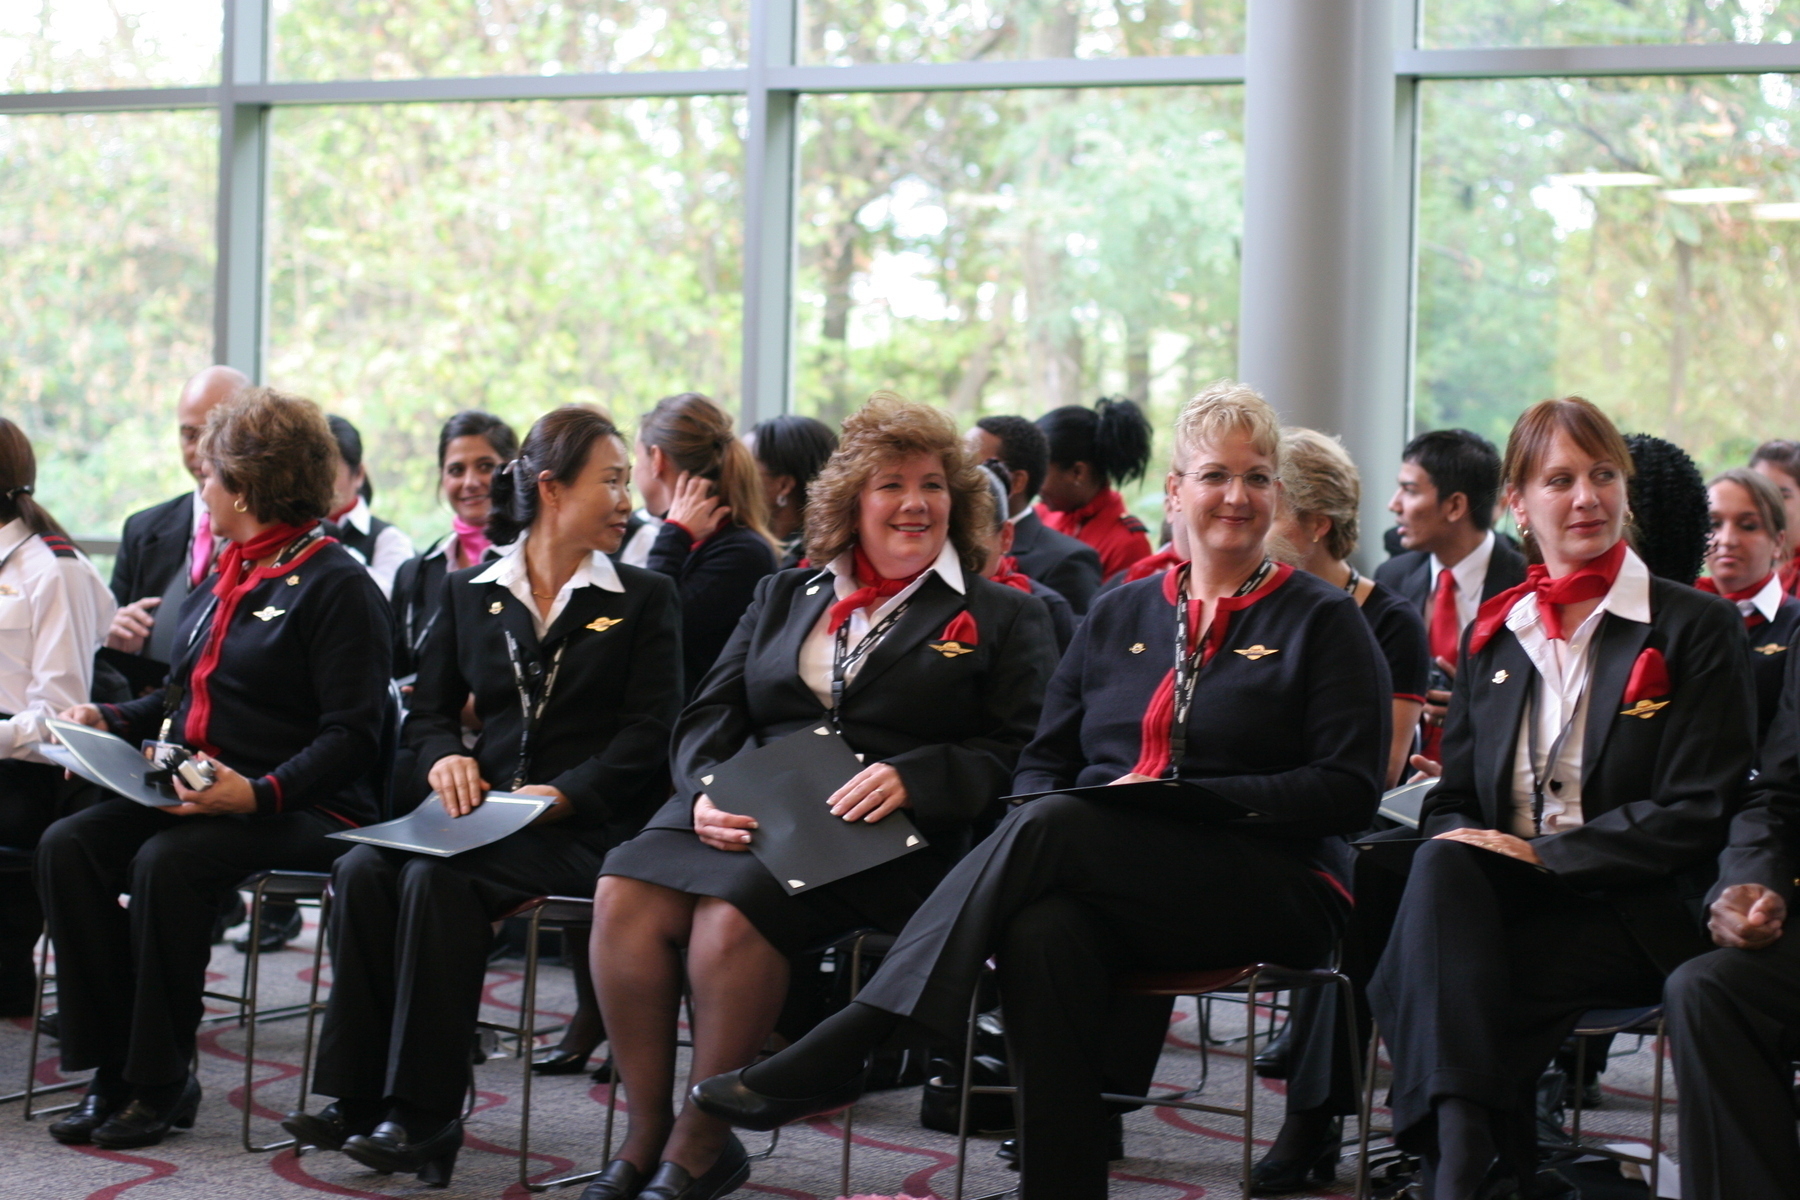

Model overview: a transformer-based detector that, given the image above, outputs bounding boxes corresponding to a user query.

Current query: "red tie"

[1429,568,1460,666]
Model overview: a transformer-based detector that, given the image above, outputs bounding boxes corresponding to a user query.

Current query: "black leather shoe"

[281,1102,377,1152]
[532,1046,595,1075]
[233,902,304,954]
[90,1076,201,1149]
[579,1157,648,1200]
[48,1083,128,1145]
[996,1113,1124,1168]
[1253,1024,1295,1080]
[1249,1117,1342,1195]
[591,1056,616,1083]
[342,1118,463,1187]
[637,1135,749,1200]
[689,1068,865,1132]
[213,892,247,945]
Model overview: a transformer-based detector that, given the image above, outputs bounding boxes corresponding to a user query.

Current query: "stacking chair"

[1,845,85,1117]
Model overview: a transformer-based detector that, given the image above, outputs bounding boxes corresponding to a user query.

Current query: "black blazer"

[647,521,779,697]
[405,559,684,852]
[1028,578,1075,653]
[1375,535,1529,621]
[1722,631,1800,905]
[652,567,1056,914]
[1420,578,1757,972]
[109,491,194,608]
[1010,509,1103,616]
[1748,595,1800,749]
[389,536,500,682]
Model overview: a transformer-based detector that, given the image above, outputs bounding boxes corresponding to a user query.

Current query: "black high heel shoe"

[341,1118,463,1187]
[637,1135,749,1200]
[578,1157,648,1200]
[89,1076,202,1149]
[689,1067,866,1132]
[532,1046,595,1075]
[1248,1115,1342,1195]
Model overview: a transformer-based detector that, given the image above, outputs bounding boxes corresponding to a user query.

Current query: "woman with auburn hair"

[1700,466,1800,747]
[635,392,780,696]
[694,381,1391,1200]
[584,393,1056,1200]
[1368,397,1755,1200]
[44,388,392,1150]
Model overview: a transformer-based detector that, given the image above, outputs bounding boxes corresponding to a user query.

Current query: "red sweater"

[1036,488,1152,581]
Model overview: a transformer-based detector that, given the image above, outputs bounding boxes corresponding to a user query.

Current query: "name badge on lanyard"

[1167,559,1273,778]
[504,631,566,791]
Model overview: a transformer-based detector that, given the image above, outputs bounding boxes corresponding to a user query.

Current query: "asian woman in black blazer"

[44,389,392,1150]
[586,394,1056,1200]
[636,392,780,696]
[692,382,1391,1200]
[1368,397,1757,1200]
[292,406,683,1187]
[1698,467,1800,747]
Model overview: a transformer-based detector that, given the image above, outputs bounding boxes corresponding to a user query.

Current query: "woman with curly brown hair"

[583,393,1057,1200]
[42,388,393,1150]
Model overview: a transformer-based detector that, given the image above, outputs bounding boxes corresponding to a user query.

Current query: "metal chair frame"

[950,962,1363,1200]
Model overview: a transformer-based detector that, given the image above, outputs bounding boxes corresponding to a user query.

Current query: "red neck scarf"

[826,546,926,634]
[1040,487,1121,537]
[451,515,491,569]
[1468,538,1627,655]
[185,522,324,752]
[1695,573,1773,603]
[989,555,1034,594]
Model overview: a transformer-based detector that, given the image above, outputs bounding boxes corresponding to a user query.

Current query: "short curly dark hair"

[1625,432,1710,583]
[199,387,338,527]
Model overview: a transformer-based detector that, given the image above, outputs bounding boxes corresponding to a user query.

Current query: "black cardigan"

[1015,565,1389,885]
[103,539,392,825]
[1421,577,1757,972]
[404,558,684,850]
[1748,594,1800,749]
[647,521,779,696]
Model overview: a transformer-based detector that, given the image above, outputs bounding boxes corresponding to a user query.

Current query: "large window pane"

[795,85,1240,516]
[0,0,219,92]
[1423,0,1800,49]
[272,0,747,82]
[0,110,216,539]
[1415,75,1800,467]
[800,0,1244,64]
[268,98,743,541]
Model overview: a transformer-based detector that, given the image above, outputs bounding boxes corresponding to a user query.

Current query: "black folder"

[1003,778,1264,823]
[96,646,170,695]
[45,718,181,808]
[1352,836,1561,890]
[327,793,554,857]
[1377,779,1438,830]
[699,724,928,895]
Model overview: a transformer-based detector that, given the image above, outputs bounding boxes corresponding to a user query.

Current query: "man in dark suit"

[966,415,1102,614]
[1374,428,1526,759]
[1665,638,1800,1200]
[106,366,248,665]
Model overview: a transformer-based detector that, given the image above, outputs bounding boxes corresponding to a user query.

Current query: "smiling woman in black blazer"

[1368,397,1756,1200]
[692,382,1390,1200]
[1698,467,1800,748]
[586,394,1056,1200]
[291,406,683,1187]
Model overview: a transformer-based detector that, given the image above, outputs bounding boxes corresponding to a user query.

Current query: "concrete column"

[1238,0,1408,565]
[213,0,271,378]
[739,0,800,424]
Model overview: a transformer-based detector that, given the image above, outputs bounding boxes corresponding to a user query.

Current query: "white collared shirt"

[470,532,625,638]
[797,539,966,708]
[334,496,416,600]
[1506,545,1653,838]
[1740,573,1785,626]
[618,510,664,569]
[0,520,117,763]
[1430,529,1497,633]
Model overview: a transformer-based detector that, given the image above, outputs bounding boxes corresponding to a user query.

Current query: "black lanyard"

[829,598,911,730]
[1168,559,1273,779]
[503,630,566,790]
[1522,642,1593,835]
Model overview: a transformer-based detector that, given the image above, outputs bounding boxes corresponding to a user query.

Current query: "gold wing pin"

[929,640,975,658]
[1492,670,1509,684]
[489,600,504,614]
[1129,642,1145,654]
[252,606,286,622]
[1234,644,1279,660]
[0,584,16,597]
[286,575,300,586]
[1755,643,1789,656]
[587,616,624,633]
[1620,699,1670,719]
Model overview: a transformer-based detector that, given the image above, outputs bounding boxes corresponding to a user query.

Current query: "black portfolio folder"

[45,718,180,808]
[328,793,554,857]
[1003,778,1264,822]
[96,646,170,694]
[1377,779,1438,829]
[700,724,928,895]
[1352,836,1561,890]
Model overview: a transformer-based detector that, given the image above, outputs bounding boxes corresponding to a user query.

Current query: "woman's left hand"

[167,756,258,816]
[828,762,909,823]
[1432,826,1542,864]
[517,783,572,824]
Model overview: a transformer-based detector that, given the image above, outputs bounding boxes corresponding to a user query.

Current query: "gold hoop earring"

[233,499,248,513]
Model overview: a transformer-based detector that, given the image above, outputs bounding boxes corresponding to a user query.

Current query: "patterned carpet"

[0,911,1676,1200]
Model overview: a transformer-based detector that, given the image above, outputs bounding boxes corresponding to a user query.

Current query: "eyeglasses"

[1176,469,1276,492]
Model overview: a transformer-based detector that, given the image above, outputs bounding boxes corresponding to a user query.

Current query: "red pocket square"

[1622,647,1671,706]
[937,612,978,647]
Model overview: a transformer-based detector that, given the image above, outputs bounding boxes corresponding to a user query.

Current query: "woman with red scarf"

[1034,397,1155,582]
[1368,397,1756,1200]
[40,389,392,1149]
[584,394,1055,1200]
[1699,467,1800,747]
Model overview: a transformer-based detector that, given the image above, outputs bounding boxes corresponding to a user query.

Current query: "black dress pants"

[0,761,66,1009]
[1666,929,1800,1200]
[853,794,1350,1200]
[1367,839,1663,1175]
[36,798,349,1086]
[312,829,605,1117]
